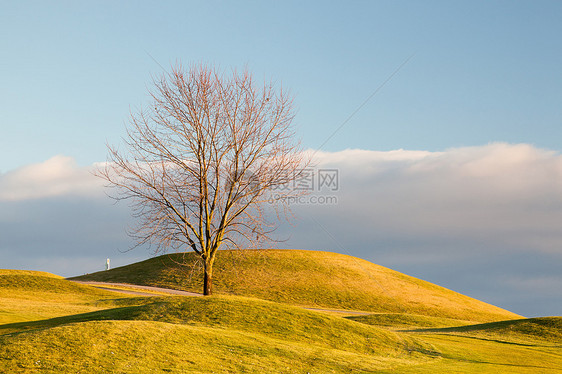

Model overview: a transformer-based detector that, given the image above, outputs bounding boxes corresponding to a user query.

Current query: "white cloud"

[300,143,562,254]
[0,155,104,201]
[3,145,562,255]
[2,144,562,316]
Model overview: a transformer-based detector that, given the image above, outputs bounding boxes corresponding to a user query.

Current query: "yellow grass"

[2,252,561,373]
[73,249,520,322]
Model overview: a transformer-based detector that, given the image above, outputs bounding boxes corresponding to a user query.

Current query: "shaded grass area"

[71,249,520,322]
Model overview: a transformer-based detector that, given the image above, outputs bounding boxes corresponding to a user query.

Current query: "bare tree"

[98,64,307,295]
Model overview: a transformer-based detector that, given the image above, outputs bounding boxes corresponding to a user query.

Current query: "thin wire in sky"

[314,53,415,154]
[145,50,167,72]
[143,49,413,299]
[302,53,414,300]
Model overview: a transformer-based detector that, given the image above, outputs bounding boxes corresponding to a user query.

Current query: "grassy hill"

[0,319,434,373]
[0,269,132,324]
[410,316,562,346]
[71,249,519,322]
[2,251,561,373]
[0,296,429,355]
[0,284,435,373]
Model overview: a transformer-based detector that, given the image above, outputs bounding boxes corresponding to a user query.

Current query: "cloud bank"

[0,155,104,201]
[301,143,562,254]
[1,144,562,316]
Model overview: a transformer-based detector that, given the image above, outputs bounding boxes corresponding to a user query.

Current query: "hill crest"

[71,249,519,322]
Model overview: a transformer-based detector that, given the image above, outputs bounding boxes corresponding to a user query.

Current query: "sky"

[1,1,562,317]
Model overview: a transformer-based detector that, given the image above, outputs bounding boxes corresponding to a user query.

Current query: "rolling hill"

[0,269,132,324]
[71,249,520,322]
[2,250,561,373]
[0,275,435,373]
[411,316,562,346]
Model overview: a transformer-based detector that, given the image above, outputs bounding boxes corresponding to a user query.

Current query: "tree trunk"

[203,260,213,296]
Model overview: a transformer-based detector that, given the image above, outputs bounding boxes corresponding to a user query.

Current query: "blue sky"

[2,1,562,317]
[2,1,562,171]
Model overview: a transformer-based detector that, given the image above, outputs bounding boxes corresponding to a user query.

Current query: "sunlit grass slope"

[0,320,435,373]
[0,269,133,324]
[0,295,436,373]
[2,292,559,373]
[72,249,519,322]
[2,260,560,373]
[1,295,423,354]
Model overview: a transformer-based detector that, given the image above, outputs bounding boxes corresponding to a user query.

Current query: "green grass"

[71,249,520,322]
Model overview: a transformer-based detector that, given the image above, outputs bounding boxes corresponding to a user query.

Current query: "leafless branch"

[97,63,308,295]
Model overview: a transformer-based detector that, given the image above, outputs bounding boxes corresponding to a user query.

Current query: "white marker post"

[105,258,110,271]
